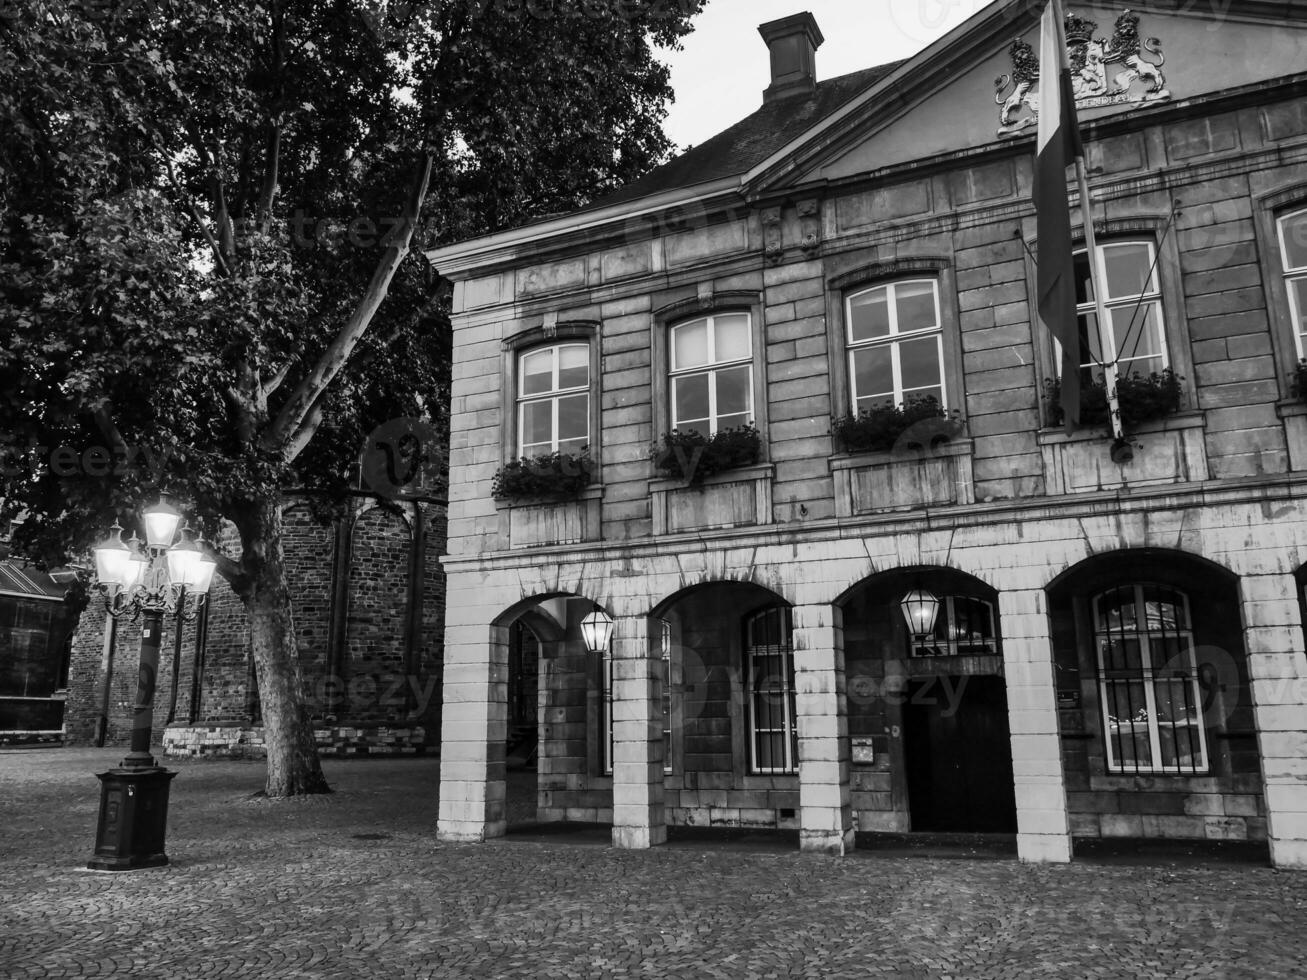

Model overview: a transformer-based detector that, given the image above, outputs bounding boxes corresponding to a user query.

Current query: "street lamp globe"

[142,500,182,550]
[580,608,614,655]
[900,588,941,639]
[93,523,131,587]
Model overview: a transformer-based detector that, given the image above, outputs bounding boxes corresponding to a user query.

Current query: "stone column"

[610,613,665,849]
[792,603,854,855]
[1240,573,1307,869]
[436,614,508,843]
[999,589,1072,863]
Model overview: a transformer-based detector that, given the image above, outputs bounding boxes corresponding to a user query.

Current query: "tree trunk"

[241,499,330,796]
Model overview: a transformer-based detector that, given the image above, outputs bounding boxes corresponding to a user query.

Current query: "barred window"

[745,605,797,774]
[1094,584,1208,775]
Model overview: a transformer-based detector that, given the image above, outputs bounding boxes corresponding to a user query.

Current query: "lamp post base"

[87,766,177,871]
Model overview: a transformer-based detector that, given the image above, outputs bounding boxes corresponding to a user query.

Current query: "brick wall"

[64,495,447,751]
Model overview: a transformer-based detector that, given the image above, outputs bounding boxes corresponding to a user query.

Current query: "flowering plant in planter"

[1044,369,1185,428]
[831,396,962,455]
[650,423,762,485]
[491,449,594,501]
[1291,358,1307,403]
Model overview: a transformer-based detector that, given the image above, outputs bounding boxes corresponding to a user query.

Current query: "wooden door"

[903,675,1017,833]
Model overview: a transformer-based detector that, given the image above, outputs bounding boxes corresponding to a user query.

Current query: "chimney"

[758,12,824,103]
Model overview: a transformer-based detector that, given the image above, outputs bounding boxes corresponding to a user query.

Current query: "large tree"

[0,0,703,794]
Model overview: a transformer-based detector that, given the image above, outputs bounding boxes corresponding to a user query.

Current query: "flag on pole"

[1034,0,1085,427]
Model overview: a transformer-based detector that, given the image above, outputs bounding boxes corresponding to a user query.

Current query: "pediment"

[754,0,1307,192]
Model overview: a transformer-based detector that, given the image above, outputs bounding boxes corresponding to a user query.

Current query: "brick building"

[0,535,78,741]
[64,494,447,757]
[427,0,1307,868]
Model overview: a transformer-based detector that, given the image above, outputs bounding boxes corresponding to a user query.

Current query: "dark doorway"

[507,621,539,768]
[903,675,1017,833]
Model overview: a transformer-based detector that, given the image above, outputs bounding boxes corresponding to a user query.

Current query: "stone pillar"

[792,603,854,855]
[999,589,1072,863]
[436,616,508,843]
[1240,573,1307,869]
[610,613,665,849]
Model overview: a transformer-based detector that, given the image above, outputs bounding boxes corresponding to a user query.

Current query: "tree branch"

[263,154,434,458]
[165,156,231,277]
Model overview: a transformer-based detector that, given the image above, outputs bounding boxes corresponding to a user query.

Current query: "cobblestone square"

[1,749,1305,978]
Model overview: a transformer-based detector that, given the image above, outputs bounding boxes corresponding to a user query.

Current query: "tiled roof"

[590,61,903,210]
[0,561,67,601]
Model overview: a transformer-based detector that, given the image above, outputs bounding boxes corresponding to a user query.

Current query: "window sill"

[828,436,973,470]
[1035,410,1206,447]
[647,462,773,494]
[492,485,604,511]
[1276,398,1307,420]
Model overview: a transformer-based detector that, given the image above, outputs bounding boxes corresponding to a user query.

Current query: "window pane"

[557,393,588,443]
[899,335,942,391]
[895,281,939,332]
[714,314,751,362]
[851,347,894,405]
[1100,637,1143,673]
[520,350,554,396]
[1077,312,1103,367]
[1291,277,1307,339]
[672,373,710,428]
[1282,211,1307,270]
[1074,252,1093,306]
[849,288,890,342]
[1111,303,1163,374]
[672,321,709,371]
[715,365,752,419]
[521,400,554,449]
[1102,243,1155,299]
[557,345,589,389]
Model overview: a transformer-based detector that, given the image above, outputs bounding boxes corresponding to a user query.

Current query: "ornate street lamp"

[580,608,614,655]
[900,588,941,640]
[87,501,217,872]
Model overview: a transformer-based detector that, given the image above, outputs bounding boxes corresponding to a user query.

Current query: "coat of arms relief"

[995,9,1170,138]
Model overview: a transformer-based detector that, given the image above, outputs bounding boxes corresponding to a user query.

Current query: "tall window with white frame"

[1059,241,1168,387]
[846,278,946,413]
[669,313,753,437]
[517,342,589,455]
[1277,208,1307,359]
[746,605,797,775]
[1093,583,1209,775]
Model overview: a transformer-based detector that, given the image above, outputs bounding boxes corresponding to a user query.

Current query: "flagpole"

[1052,0,1124,443]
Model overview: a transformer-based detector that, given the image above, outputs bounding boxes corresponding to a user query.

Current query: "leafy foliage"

[651,425,763,485]
[1292,359,1307,403]
[0,0,702,568]
[1044,369,1185,428]
[832,397,959,455]
[492,450,594,501]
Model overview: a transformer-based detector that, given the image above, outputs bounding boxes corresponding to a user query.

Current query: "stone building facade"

[428,1,1307,868]
[64,494,447,757]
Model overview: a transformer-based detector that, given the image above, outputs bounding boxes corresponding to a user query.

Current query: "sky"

[659,0,1000,149]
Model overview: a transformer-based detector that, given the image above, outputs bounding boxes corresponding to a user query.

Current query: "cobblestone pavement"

[2,749,1306,979]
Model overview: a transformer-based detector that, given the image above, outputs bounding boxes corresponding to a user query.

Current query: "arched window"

[846,278,945,412]
[1277,207,1307,358]
[745,605,796,774]
[669,313,753,436]
[1093,584,1208,774]
[517,342,589,455]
